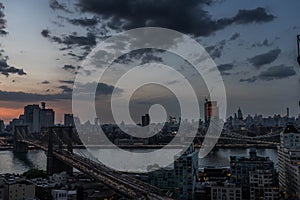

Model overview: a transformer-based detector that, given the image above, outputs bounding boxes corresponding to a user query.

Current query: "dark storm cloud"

[49,0,71,13]
[41,80,50,84]
[62,64,81,74]
[58,85,72,93]
[75,82,123,95]
[59,80,74,84]
[252,39,273,47]
[240,65,296,83]
[41,29,50,37]
[258,65,296,81]
[230,33,240,41]
[0,3,7,35]
[41,30,96,48]
[68,17,98,27]
[0,90,70,102]
[217,63,234,75]
[248,49,281,68]
[206,40,226,59]
[231,7,275,24]
[0,59,26,77]
[76,1,275,37]
[240,76,257,83]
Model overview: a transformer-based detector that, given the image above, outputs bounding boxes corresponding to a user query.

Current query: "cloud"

[68,17,98,27]
[41,30,97,59]
[248,48,281,68]
[240,65,296,83]
[217,63,234,75]
[58,85,72,93]
[76,1,275,37]
[258,65,296,81]
[41,80,50,84]
[240,76,257,83]
[206,40,226,59]
[0,3,7,35]
[49,0,71,13]
[59,80,74,84]
[0,90,70,102]
[231,7,275,24]
[62,64,81,74]
[252,39,273,47]
[0,59,27,77]
[230,33,240,41]
[75,82,123,95]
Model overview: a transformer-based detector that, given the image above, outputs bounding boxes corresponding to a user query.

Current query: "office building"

[211,182,242,200]
[249,169,279,200]
[24,104,40,133]
[278,123,300,199]
[174,144,199,200]
[230,148,275,199]
[0,174,35,200]
[40,102,55,128]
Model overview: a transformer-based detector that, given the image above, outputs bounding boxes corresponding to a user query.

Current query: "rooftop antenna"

[297,35,300,66]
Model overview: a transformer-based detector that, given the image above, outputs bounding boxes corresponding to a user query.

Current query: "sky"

[0,0,300,124]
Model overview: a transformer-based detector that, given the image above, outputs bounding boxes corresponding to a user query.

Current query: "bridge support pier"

[13,126,29,153]
[47,127,73,175]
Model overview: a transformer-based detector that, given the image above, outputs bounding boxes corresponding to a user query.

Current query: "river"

[0,148,278,174]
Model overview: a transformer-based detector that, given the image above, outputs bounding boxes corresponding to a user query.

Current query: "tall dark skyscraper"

[141,114,150,127]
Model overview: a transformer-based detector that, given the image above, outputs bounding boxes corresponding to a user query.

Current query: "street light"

[297,35,300,66]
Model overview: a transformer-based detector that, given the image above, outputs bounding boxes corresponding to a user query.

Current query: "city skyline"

[0,1,299,123]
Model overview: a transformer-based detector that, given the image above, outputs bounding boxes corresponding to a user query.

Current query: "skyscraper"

[24,104,40,133]
[204,100,219,124]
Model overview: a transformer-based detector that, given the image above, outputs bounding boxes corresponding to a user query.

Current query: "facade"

[249,170,279,200]
[230,149,275,199]
[204,100,219,124]
[211,182,242,200]
[64,114,74,127]
[0,174,35,200]
[174,144,199,200]
[142,114,150,127]
[148,168,175,192]
[52,189,77,200]
[24,103,55,133]
[278,124,300,199]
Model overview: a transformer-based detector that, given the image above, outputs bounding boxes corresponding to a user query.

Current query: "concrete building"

[24,104,40,133]
[278,124,300,199]
[211,182,242,200]
[0,174,35,200]
[249,170,279,200]
[174,144,199,200]
[52,189,77,200]
[148,167,175,192]
[24,103,55,133]
[40,102,55,128]
[230,149,275,199]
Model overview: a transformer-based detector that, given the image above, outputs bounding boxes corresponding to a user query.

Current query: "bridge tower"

[13,126,29,153]
[47,126,73,175]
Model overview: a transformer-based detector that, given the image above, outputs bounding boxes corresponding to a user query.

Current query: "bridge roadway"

[21,140,172,200]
